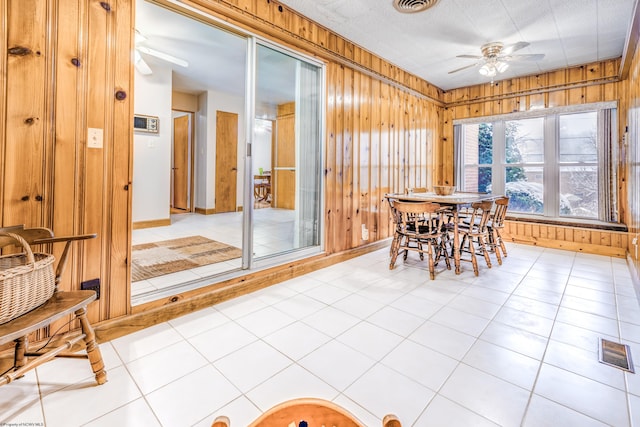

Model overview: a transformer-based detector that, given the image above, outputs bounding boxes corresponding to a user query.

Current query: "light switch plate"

[88,128,103,148]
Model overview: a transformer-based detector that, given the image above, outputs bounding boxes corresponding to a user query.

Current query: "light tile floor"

[2,243,640,426]
[131,209,295,299]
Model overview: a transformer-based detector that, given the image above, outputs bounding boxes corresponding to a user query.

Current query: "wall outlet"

[87,128,103,149]
[81,278,101,299]
[361,224,369,241]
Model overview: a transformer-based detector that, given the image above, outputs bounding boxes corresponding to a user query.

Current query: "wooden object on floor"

[253,173,272,202]
[0,225,106,386]
[487,196,509,262]
[212,398,401,427]
[458,201,493,275]
[388,200,451,279]
[0,291,106,386]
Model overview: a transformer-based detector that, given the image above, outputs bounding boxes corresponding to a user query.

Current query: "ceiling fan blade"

[134,50,153,75]
[137,46,189,68]
[456,54,483,59]
[448,62,481,74]
[502,41,530,55]
[504,53,545,61]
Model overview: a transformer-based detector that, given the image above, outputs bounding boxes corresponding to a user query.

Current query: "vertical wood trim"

[0,0,8,223]
[109,0,133,318]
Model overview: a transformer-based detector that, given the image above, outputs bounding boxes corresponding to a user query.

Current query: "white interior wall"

[253,119,272,175]
[132,66,172,223]
[195,92,209,210]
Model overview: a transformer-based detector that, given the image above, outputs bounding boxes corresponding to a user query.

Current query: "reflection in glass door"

[251,43,323,262]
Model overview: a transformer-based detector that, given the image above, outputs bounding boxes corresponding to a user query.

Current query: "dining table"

[385,191,500,274]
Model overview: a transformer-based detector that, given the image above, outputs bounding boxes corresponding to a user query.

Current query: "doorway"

[171,111,193,213]
[131,0,324,303]
[214,111,238,213]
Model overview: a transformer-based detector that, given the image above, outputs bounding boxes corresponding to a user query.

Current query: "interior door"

[274,102,296,209]
[215,110,238,213]
[172,115,189,211]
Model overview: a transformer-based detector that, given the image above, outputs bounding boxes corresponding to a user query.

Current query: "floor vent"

[599,338,635,373]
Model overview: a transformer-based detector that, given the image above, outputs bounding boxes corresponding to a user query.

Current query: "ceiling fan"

[448,41,544,79]
[134,30,189,75]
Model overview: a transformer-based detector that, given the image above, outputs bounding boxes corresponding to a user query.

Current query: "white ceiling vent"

[392,0,440,13]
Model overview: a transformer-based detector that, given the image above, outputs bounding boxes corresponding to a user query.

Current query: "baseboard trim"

[194,207,216,215]
[132,218,171,229]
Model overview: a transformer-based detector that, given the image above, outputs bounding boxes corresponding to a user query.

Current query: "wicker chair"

[0,225,106,387]
[212,398,402,427]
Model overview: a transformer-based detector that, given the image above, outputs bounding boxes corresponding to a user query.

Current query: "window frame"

[453,102,618,223]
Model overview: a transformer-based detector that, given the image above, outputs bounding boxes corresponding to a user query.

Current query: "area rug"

[131,236,241,281]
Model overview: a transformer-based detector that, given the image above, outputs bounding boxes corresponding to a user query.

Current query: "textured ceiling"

[135,0,637,100]
[277,0,636,90]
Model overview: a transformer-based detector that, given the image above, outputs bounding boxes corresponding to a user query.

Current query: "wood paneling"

[621,8,640,284]
[1,0,133,328]
[503,221,628,258]
[273,103,295,209]
[323,63,439,254]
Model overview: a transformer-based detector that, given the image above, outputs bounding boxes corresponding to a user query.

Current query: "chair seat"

[0,291,96,345]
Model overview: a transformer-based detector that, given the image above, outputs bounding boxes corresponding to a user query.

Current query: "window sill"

[505,215,628,232]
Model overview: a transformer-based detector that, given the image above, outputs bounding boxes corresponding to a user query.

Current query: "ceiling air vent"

[393,0,440,13]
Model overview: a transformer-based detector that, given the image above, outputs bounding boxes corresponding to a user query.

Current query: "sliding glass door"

[248,42,323,264]
[131,1,324,302]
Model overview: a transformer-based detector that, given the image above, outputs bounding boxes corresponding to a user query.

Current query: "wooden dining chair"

[487,196,509,263]
[457,200,493,275]
[389,200,450,279]
[211,398,402,427]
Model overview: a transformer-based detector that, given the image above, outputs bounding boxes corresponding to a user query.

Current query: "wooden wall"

[325,63,440,253]
[441,60,630,257]
[622,29,640,279]
[1,0,133,327]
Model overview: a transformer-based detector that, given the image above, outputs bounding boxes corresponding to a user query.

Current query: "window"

[454,103,617,222]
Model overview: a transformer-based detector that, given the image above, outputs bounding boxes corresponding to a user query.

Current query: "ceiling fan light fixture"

[392,0,440,13]
[495,61,509,73]
[478,64,495,77]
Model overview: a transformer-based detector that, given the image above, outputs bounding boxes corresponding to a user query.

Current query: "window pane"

[463,123,492,165]
[463,166,492,192]
[506,166,543,214]
[505,118,544,163]
[559,112,597,162]
[559,165,598,218]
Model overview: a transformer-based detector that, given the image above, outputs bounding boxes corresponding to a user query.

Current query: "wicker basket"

[0,232,56,324]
